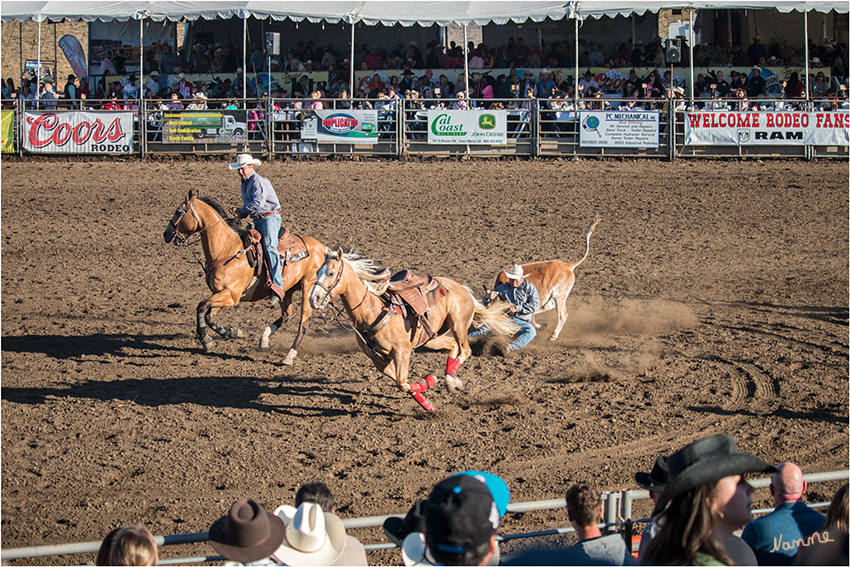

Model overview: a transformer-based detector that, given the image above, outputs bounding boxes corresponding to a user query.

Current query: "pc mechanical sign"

[300,110,379,143]
[427,110,507,145]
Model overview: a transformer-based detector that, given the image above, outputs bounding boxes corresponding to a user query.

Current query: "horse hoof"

[259,327,272,349]
[445,375,464,392]
[281,349,297,366]
[202,340,214,352]
[235,328,244,338]
[548,335,559,341]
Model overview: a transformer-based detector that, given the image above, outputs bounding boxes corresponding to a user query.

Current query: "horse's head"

[309,248,346,310]
[164,189,201,244]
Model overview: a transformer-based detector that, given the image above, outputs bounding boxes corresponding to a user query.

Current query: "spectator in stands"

[63,74,78,101]
[578,70,599,97]
[143,50,160,75]
[512,35,531,67]
[741,462,826,565]
[100,50,117,76]
[746,66,766,98]
[185,91,207,110]
[176,73,194,99]
[401,473,507,566]
[747,36,767,66]
[39,76,59,110]
[107,525,158,566]
[123,74,140,100]
[784,72,804,99]
[535,70,557,99]
[208,499,285,565]
[641,434,774,566]
[114,50,127,74]
[145,71,161,98]
[160,45,182,75]
[709,70,731,98]
[288,480,368,565]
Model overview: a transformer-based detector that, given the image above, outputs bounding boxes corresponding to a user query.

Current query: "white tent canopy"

[2,1,846,24]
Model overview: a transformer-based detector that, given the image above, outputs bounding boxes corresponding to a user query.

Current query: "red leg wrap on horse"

[412,392,435,412]
[408,375,437,393]
[445,357,461,377]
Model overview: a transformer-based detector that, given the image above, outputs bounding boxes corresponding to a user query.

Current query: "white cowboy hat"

[271,503,346,566]
[193,91,207,99]
[229,153,262,170]
[504,264,526,280]
[401,532,500,566]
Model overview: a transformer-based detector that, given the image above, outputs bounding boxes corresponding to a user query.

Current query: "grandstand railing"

[3,95,847,159]
[2,469,846,564]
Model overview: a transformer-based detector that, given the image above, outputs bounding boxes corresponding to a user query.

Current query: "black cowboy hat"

[653,434,774,516]
[635,456,669,493]
[383,499,426,547]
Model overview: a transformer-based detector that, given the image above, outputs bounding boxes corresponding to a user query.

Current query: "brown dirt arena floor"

[1,157,848,565]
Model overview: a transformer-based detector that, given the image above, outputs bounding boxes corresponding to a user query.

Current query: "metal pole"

[243,15,247,102]
[53,23,57,80]
[463,24,469,94]
[804,11,810,101]
[689,9,695,100]
[18,22,23,85]
[350,21,355,97]
[726,9,732,48]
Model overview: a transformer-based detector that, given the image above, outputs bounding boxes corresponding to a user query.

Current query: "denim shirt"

[238,172,280,218]
[494,279,540,323]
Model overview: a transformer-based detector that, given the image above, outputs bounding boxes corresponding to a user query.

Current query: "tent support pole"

[804,12,810,101]
[350,21,355,97]
[463,24,469,94]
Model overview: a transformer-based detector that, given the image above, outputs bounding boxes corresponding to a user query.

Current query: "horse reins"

[169,196,244,273]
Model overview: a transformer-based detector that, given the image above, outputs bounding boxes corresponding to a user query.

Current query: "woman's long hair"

[641,483,732,566]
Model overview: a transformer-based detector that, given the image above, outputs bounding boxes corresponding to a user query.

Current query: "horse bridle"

[168,195,227,246]
[314,258,345,311]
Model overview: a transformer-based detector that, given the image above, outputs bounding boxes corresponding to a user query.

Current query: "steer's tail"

[570,215,600,270]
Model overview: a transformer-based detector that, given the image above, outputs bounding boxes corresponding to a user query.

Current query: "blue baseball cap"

[452,471,510,517]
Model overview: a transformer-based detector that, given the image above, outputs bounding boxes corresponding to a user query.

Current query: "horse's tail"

[569,214,600,271]
[471,296,520,337]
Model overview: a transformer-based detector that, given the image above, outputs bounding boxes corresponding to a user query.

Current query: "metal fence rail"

[2,469,846,564]
[4,96,847,160]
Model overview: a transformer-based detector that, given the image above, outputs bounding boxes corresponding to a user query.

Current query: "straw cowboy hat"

[635,456,669,493]
[653,434,774,515]
[229,153,262,170]
[504,264,527,280]
[208,499,286,564]
[271,502,346,566]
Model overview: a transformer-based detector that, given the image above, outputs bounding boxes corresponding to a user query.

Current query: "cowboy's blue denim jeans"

[252,214,283,289]
[469,317,537,350]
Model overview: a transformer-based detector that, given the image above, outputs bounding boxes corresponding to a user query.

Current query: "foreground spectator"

[271,501,347,565]
[208,499,284,565]
[401,474,504,566]
[741,462,826,565]
[824,482,849,531]
[293,480,368,565]
[641,434,774,565]
[96,525,158,566]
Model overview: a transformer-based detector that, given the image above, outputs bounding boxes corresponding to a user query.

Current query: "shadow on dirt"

[1,333,186,359]
[686,404,848,425]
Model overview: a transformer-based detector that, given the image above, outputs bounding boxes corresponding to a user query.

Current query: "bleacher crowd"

[93,434,847,566]
[2,34,848,114]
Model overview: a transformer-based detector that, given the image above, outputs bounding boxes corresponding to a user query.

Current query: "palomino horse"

[163,189,330,365]
[492,216,600,341]
[309,250,518,412]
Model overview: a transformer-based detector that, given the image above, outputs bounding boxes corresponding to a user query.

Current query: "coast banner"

[685,112,849,146]
[427,110,507,145]
[300,110,379,143]
[1,110,14,153]
[23,111,134,154]
[579,111,660,148]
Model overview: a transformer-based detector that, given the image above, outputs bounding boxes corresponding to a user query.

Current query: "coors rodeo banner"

[23,111,134,154]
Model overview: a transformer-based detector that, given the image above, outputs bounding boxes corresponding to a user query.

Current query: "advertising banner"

[300,110,379,143]
[161,111,247,144]
[579,111,660,148]
[58,35,88,80]
[1,111,14,153]
[23,111,134,154]
[684,112,849,146]
[426,110,507,145]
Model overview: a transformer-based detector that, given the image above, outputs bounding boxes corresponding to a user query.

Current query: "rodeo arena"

[0,0,848,566]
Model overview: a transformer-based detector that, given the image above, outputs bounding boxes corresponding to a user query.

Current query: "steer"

[492,216,599,341]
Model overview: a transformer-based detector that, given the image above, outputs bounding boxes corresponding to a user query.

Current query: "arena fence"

[4,96,847,160]
[2,469,846,565]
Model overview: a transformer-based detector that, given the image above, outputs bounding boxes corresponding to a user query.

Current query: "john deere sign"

[427,110,507,145]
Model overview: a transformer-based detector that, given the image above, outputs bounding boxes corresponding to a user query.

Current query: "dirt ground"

[1,157,848,565]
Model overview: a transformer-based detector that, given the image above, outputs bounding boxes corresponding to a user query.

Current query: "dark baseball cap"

[424,475,498,556]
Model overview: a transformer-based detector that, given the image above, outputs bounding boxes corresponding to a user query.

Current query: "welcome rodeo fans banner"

[23,111,134,154]
[300,110,379,143]
[685,112,850,146]
[427,110,507,145]
[579,111,660,148]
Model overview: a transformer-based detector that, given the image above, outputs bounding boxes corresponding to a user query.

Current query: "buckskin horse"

[309,249,518,412]
[164,189,330,365]
[492,216,600,341]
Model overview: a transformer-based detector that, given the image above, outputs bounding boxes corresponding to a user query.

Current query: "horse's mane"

[198,196,246,235]
[336,251,391,295]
